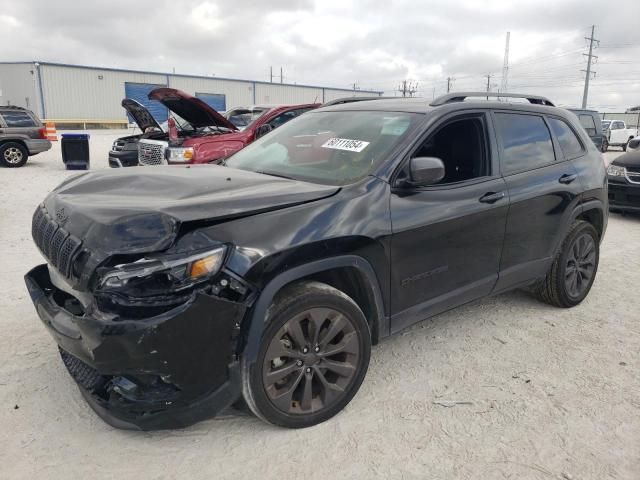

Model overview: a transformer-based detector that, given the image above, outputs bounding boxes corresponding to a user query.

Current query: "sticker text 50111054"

[321,138,370,153]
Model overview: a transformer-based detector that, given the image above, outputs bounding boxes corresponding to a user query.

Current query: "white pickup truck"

[602,119,639,151]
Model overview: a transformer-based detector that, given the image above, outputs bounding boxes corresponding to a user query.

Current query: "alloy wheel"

[565,233,596,298]
[262,307,360,415]
[4,147,23,164]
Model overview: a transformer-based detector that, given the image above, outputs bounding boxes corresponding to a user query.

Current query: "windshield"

[225,110,420,185]
[224,108,269,130]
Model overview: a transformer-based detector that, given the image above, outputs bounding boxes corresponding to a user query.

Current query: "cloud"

[1,0,638,109]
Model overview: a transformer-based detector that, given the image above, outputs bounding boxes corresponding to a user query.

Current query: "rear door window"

[578,114,597,136]
[494,113,556,175]
[1,110,38,127]
[548,117,584,159]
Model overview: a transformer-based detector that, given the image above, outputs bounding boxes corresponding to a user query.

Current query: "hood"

[148,88,238,130]
[612,151,640,169]
[121,99,162,131]
[44,165,339,256]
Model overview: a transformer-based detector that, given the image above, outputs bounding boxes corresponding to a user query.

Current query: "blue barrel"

[61,134,90,170]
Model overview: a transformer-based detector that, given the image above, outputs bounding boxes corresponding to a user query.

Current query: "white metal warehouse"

[0,61,382,127]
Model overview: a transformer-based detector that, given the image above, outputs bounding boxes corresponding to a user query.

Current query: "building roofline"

[0,61,383,95]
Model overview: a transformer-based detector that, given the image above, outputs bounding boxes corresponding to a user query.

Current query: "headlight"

[607,164,626,177]
[98,246,226,293]
[166,147,195,163]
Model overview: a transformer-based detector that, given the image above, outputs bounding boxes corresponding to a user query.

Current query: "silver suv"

[0,106,51,168]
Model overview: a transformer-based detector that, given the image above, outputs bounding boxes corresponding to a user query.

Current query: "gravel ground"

[0,132,638,480]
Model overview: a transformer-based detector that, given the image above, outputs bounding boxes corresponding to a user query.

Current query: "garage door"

[196,93,226,112]
[124,82,168,124]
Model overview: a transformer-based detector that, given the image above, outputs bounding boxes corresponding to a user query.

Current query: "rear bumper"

[608,179,640,211]
[25,138,52,155]
[24,264,246,430]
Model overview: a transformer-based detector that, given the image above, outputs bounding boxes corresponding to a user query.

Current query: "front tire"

[242,281,371,428]
[535,221,599,308]
[0,142,28,168]
[601,137,608,152]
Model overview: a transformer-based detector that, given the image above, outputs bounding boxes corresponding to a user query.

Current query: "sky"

[1,0,639,110]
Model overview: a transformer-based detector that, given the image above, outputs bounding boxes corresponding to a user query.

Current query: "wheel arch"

[241,255,386,365]
[576,204,605,240]
[0,138,28,150]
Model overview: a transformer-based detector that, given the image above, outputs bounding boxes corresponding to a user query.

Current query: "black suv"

[568,108,607,152]
[0,106,51,167]
[25,92,607,430]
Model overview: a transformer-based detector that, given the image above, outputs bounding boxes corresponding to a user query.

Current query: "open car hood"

[121,99,162,131]
[44,165,339,256]
[148,88,238,130]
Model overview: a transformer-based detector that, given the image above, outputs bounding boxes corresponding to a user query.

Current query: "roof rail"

[0,105,29,110]
[430,92,555,107]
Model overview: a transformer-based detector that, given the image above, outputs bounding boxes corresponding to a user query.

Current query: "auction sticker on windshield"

[321,138,370,153]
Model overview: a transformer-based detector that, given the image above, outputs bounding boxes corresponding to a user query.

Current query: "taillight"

[38,127,47,139]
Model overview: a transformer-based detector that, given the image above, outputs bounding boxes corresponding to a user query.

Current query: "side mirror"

[255,124,273,139]
[408,156,445,186]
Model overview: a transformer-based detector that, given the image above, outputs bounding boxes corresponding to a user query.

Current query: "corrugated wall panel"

[0,63,39,115]
[254,84,323,105]
[40,65,166,120]
[168,77,253,108]
[322,89,381,102]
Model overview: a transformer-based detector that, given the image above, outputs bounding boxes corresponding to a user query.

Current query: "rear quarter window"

[494,113,556,175]
[1,110,38,127]
[548,117,584,159]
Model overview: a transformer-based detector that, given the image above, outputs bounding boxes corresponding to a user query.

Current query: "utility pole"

[501,31,510,93]
[280,67,283,84]
[447,77,452,93]
[581,25,599,108]
[352,82,360,92]
[398,80,417,97]
[270,66,273,83]
[485,74,492,100]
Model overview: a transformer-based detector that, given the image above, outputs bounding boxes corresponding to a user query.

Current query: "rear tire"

[0,142,28,168]
[242,281,371,428]
[601,137,608,152]
[535,221,599,308]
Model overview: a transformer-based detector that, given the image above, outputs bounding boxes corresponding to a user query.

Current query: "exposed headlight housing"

[166,147,195,163]
[97,246,226,294]
[607,164,626,177]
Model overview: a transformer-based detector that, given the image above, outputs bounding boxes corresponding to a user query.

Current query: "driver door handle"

[479,191,505,204]
[559,173,578,184]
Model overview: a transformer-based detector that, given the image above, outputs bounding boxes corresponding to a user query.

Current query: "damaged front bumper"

[25,264,247,430]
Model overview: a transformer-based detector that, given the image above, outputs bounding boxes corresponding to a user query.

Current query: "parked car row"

[26,91,609,430]
[109,88,319,168]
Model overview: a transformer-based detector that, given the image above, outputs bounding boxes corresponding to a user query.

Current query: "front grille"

[626,167,640,185]
[32,206,82,278]
[59,348,104,391]
[138,140,167,166]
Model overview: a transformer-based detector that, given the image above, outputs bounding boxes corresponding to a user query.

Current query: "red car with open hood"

[109,88,318,167]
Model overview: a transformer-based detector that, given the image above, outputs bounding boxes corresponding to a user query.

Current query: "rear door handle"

[479,191,505,204]
[559,173,578,184]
